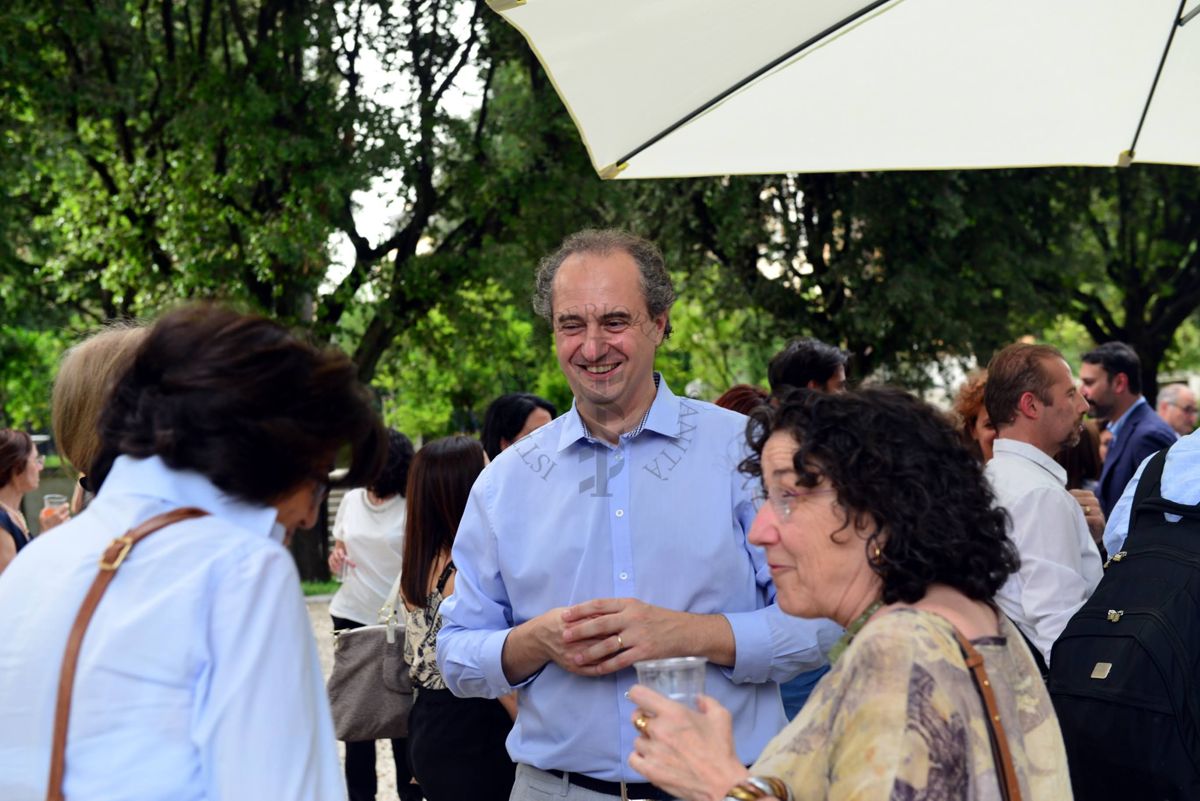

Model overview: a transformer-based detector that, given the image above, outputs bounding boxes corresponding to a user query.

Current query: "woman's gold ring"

[633,714,649,734]
[1084,505,1091,515]
[616,633,625,650]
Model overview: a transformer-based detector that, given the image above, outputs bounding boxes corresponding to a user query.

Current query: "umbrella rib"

[1126,0,1189,162]
[609,0,896,173]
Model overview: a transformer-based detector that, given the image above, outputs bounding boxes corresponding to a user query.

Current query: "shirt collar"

[96,455,284,540]
[1107,396,1148,439]
[992,438,1068,486]
[557,372,682,452]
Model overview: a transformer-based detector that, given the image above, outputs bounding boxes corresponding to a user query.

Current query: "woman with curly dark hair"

[627,387,1071,801]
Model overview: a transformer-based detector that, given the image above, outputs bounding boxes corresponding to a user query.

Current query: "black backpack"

[1049,444,1200,801]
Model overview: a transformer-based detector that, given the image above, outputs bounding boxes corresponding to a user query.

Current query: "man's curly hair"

[741,386,1018,605]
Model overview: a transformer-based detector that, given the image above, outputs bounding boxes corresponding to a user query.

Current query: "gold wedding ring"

[633,714,649,733]
[1084,506,1091,515]
[616,633,625,649]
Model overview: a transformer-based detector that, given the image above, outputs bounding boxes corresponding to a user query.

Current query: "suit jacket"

[1098,400,1178,518]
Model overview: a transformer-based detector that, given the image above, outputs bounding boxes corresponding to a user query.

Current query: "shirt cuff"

[720,609,774,684]
[484,628,542,693]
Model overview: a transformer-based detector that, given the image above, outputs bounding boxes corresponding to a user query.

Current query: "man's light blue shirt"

[1104,427,1200,555]
[1106,396,1149,443]
[437,376,839,782]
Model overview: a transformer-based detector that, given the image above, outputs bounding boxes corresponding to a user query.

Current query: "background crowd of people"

[0,227,1195,801]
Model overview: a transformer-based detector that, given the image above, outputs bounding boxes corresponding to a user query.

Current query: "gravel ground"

[308,598,403,800]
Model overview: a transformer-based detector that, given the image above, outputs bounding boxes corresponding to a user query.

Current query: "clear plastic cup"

[634,656,707,709]
[38,494,70,533]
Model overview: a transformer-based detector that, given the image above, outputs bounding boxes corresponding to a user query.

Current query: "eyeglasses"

[758,485,837,520]
[1169,402,1198,415]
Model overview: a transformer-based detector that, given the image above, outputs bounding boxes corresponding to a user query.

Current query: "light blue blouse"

[0,455,343,801]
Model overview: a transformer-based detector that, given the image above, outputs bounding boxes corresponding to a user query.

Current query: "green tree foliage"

[1041,166,1200,402]
[0,326,65,430]
[2,0,382,319]
[639,170,1075,387]
[3,0,1198,438]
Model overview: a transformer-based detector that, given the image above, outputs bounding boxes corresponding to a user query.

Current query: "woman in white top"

[0,304,387,801]
[327,429,420,801]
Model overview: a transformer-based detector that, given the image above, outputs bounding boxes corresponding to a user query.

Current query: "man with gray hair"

[1156,383,1196,437]
[438,229,837,801]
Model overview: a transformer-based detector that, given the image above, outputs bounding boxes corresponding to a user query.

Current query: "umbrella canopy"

[488,0,1200,178]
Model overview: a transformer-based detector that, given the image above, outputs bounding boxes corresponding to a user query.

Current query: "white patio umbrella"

[486,0,1200,179]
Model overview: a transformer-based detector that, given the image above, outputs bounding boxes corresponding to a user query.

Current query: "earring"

[873,545,882,560]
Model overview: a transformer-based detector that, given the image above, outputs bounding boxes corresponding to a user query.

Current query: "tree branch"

[162,0,176,62]
[226,0,254,59]
[430,0,483,106]
[1070,287,1120,343]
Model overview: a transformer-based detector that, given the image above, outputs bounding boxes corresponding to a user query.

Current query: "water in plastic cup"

[634,656,707,709]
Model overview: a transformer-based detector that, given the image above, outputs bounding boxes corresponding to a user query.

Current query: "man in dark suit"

[1080,342,1178,518]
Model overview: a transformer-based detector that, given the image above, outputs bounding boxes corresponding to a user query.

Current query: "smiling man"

[437,229,838,801]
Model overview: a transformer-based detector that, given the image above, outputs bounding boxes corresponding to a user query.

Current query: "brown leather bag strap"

[952,629,1024,801]
[46,507,209,801]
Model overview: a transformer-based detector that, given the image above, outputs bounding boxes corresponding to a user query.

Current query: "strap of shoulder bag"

[377,570,405,624]
[46,507,209,801]
[435,560,455,593]
[952,629,1024,801]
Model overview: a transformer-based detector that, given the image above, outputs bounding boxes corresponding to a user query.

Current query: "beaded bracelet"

[723,775,793,801]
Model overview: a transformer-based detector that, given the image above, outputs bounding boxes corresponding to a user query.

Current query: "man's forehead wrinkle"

[556,303,641,321]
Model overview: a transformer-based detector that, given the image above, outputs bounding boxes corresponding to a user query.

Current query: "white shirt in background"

[0,455,344,801]
[987,438,1104,665]
[329,488,406,625]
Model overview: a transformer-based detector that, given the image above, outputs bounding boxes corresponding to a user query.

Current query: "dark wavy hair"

[370,430,415,499]
[400,435,486,607]
[1082,341,1143,394]
[767,337,847,396]
[480,393,557,461]
[91,304,386,504]
[741,386,1018,605]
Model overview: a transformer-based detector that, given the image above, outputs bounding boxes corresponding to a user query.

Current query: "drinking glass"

[39,493,70,534]
[634,656,707,709]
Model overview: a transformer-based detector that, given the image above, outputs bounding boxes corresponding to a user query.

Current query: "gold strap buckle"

[98,535,135,571]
